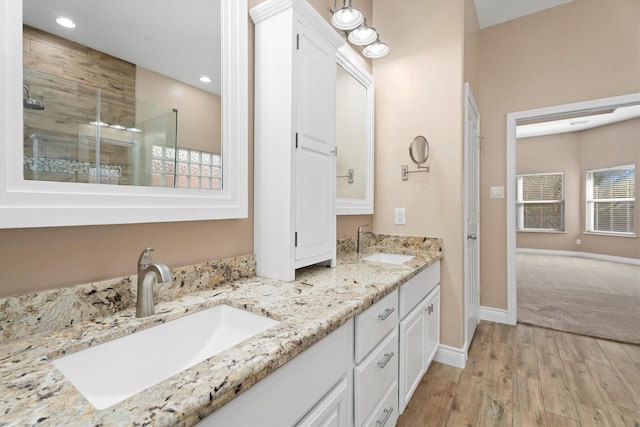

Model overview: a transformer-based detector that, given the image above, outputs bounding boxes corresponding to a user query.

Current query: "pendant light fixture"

[330,0,389,58]
[362,36,390,59]
[331,0,364,30]
[347,19,377,46]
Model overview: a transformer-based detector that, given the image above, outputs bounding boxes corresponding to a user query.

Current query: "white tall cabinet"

[251,0,343,281]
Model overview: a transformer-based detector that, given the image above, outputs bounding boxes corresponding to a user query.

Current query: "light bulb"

[363,39,390,59]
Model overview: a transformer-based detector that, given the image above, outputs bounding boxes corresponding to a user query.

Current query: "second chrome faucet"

[136,247,173,318]
[357,224,376,254]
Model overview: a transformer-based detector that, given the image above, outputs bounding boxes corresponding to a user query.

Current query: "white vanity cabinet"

[354,290,399,427]
[201,319,354,426]
[398,261,441,414]
[251,0,344,281]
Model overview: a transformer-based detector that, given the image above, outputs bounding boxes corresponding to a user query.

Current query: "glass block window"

[516,173,565,231]
[586,165,635,235]
[151,145,221,190]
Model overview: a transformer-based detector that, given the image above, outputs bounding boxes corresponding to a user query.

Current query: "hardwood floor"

[397,321,640,427]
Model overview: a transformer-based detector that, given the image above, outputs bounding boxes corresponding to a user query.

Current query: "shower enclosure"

[23,73,178,187]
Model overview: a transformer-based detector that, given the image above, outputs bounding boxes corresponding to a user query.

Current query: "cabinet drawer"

[362,381,399,427]
[354,329,398,426]
[355,289,398,362]
[399,260,440,318]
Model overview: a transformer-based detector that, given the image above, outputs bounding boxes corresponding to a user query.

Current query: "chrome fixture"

[136,247,173,318]
[362,36,390,59]
[347,18,377,46]
[357,224,376,253]
[402,135,430,181]
[331,0,364,30]
[23,85,45,110]
[337,168,354,184]
[330,1,389,58]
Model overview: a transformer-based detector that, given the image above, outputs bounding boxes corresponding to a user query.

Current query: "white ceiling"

[22,0,222,95]
[474,0,573,29]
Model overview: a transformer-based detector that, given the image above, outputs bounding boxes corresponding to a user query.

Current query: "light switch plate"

[395,207,406,225]
[490,186,504,199]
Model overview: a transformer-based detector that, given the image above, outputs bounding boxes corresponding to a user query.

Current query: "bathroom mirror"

[336,46,374,215]
[409,135,430,166]
[0,0,248,228]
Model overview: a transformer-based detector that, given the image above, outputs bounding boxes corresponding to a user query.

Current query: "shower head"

[23,85,45,110]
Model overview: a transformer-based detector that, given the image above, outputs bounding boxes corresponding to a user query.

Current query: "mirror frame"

[0,0,247,228]
[336,46,374,215]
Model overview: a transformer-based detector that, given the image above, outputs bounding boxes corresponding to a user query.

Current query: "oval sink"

[361,253,415,265]
[51,304,279,409]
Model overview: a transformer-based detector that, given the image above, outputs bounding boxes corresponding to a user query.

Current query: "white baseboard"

[480,306,510,324]
[434,344,466,369]
[517,248,640,266]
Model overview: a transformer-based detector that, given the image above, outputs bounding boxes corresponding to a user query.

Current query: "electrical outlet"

[576,239,581,245]
[395,208,406,225]
[490,186,504,199]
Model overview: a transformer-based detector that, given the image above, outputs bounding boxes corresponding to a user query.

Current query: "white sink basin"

[362,253,415,265]
[51,304,279,409]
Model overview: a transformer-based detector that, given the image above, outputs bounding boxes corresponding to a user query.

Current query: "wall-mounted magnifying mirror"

[409,135,430,165]
[402,135,430,181]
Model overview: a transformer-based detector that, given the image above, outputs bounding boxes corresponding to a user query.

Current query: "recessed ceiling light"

[56,17,76,29]
[110,124,126,130]
[90,121,109,127]
[127,127,142,133]
[200,76,212,83]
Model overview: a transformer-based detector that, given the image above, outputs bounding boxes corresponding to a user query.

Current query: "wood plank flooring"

[397,321,640,427]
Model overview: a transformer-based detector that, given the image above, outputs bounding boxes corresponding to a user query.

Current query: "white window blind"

[516,173,565,231]
[586,165,635,235]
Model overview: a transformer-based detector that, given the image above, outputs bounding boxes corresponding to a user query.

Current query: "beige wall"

[579,118,640,258]
[516,132,582,251]
[478,0,640,310]
[464,0,480,101]
[373,0,467,348]
[136,67,222,154]
[517,118,640,259]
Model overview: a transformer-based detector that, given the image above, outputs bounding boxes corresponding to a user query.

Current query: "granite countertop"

[0,244,442,426]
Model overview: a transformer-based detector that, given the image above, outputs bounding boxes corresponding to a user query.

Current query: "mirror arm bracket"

[401,164,430,181]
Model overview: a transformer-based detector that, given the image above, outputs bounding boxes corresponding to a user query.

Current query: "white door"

[294,18,336,265]
[463,83,480,357]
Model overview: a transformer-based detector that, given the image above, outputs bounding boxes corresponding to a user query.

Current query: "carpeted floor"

[517,253,640,344]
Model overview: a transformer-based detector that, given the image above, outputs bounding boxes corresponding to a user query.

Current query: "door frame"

[463,82,480,355]
[505,92,640,325]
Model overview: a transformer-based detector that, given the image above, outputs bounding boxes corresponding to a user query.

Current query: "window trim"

[516,172,565,232]
[585,164,636,237]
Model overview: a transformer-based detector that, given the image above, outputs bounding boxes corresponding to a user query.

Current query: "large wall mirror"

[336,46,374,215]
[0,0,247,228]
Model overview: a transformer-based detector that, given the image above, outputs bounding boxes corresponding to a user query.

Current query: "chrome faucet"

[136,247,173,318]
[357,224,376,254]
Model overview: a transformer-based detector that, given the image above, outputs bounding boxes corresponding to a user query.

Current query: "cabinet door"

[399,300,426,413]
[424,286,441,368]
[296,376,351,427]
[294,17,336,265]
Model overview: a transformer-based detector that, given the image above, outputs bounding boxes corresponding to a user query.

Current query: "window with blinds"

[586,165,635,235]
[516,173,565,231]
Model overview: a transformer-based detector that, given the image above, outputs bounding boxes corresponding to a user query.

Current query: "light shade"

[362,38,390,59]
[331,0,364,31]
[347,20,378,46]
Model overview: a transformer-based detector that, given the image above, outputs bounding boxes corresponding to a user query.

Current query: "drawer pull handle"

[378,307,395,320]
[376,407,394,426]
[377,352,395,369]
